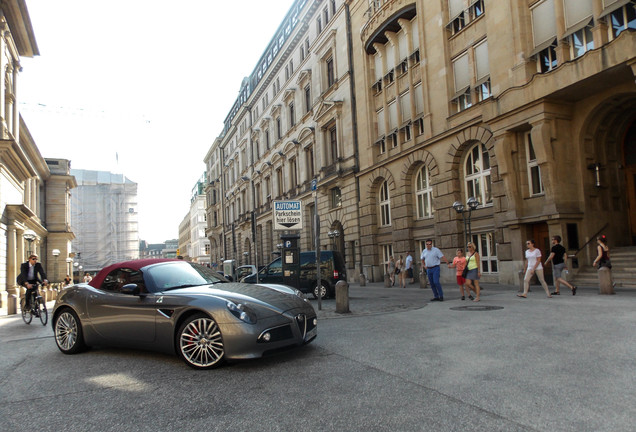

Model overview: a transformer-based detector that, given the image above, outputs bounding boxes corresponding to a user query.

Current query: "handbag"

[395,268,401,274]
[461,255,471,278]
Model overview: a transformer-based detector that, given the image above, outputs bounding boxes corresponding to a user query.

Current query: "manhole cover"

[449,305,504,311]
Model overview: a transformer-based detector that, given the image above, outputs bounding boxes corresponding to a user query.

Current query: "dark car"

[243,250,347,299]
[51,259,317,369]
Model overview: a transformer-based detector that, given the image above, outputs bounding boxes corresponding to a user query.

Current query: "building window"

[265,129,270,150]
[317,16,323,34]
[328,125,338,163]
[289,157,298,190]
[569,23,594,58]
[608,5,636,39]
[276,168,283,197]
[255,183,262,208]
[452,53,471,112]
[379,180,391,226]
[538,43,558,73]
[448,0,465,35]
[414,118,425,136]
[526,132,544,196]
[469,0,485,20]
[304,85,312,113]
[470,232,498,273]
[326,57,335,88]
[306,145,315,180]
[464,142,492,205]
[289,102,296,128]
[276,117,282,140]
[400,124,412,143]
[382,244,394,269]
[330,187,342,208]
[473,40,490,102]
[415,166,433,219]
[388,131,398,148]
[331,0,336,16]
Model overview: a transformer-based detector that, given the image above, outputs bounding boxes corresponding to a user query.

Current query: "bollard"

[335,280,350,314]
[8,294,18,315]
[419,271,428,289]
[384,273,391,287]
[598,267,615,294]
[359,273,366,287]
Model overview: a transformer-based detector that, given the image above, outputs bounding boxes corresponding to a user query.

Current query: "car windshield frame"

[143,261,227,293]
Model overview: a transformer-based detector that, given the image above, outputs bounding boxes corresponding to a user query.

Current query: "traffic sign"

[273,200,303,230]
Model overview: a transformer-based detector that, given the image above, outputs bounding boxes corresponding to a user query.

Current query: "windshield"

[144,261,227,292]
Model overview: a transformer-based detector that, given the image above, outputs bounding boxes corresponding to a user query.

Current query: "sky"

[18,0,296,244]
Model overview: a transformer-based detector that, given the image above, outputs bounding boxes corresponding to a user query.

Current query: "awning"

[530,38,557,57]
[562,19,593,40]
[599,0,633,19]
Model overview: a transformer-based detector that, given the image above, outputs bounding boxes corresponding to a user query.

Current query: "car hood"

[160,282,313,316]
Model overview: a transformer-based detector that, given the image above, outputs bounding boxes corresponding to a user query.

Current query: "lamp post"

[52,249,61,283]
[23,229,37,257]
[453,197,480,247]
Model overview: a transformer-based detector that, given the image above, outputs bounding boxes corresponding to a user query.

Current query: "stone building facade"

[205,0,636,284]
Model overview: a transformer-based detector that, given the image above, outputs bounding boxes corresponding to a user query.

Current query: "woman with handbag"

[464,242,481,302]
[448,248,470,300]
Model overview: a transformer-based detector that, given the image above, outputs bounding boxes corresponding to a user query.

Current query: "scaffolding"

[70,169,140,272]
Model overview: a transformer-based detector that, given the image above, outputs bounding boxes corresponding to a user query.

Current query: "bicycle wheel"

[37,298,48,326]
[21,297,32,325]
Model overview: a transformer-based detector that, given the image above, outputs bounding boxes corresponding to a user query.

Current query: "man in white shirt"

[420,240,448,301]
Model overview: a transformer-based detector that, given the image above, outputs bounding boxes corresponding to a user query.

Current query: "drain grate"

[449,305,504,311]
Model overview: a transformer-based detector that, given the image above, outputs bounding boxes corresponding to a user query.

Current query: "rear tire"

[21,298,32,325]
[54,309,87,354]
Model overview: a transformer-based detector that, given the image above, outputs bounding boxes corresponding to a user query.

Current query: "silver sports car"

[52,259,317,369]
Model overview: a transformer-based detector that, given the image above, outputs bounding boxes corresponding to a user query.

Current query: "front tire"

[312,283,329,300]
[177,313,225,369]
[37,297,48,326]
[54,309,87,354]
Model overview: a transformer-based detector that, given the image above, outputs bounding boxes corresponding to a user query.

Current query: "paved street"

[1,283,635,431]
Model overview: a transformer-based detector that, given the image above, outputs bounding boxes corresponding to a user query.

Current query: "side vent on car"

[157,309,175,318]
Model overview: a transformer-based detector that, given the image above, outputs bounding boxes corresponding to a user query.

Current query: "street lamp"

[453,197,480,247]
[23,229,37,257]
[52,249,60,283]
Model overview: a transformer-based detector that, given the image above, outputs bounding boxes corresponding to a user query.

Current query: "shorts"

[466,268,480,280]
[456,275,466,285]
[553,263,565,279]
[407,268,413,278]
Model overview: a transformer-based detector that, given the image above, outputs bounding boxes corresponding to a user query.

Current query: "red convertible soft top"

[88,258,181,289]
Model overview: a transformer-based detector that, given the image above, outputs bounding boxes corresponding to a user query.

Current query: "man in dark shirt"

[544,236,577,295]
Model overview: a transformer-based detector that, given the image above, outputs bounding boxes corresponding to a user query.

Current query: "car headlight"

[226,301,257,324]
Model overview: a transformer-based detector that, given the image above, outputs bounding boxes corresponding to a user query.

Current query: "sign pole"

[312,178,321,311]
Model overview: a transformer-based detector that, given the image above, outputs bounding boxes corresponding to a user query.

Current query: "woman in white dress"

[517,239,552,298]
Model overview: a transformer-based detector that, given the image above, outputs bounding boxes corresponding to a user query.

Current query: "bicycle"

[20,284,48,326]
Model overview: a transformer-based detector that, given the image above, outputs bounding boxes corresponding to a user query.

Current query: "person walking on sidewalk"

[448,248,469,300]
[397,255,407,288]
[544,235,577,296]
[405,252,414,285]
[387,256,396,286]
[464,243,482,302]
[421,239,448,301]
[518,239,552,298]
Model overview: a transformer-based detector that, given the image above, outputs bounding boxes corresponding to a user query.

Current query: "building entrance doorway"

[532,222,552,284]
[624,122,636,244]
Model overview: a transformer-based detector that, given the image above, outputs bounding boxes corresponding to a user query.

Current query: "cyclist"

[17,254,49,311]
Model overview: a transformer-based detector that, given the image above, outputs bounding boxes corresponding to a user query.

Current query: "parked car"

[243,250,347,299]
[51,259,317,369]
[236,265,257,282]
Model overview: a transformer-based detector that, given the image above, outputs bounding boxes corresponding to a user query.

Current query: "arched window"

[464,142,492,205]
[379,180,391,226]
[415,166,433,219]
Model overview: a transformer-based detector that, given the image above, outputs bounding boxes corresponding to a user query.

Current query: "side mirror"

[121,283,141,296]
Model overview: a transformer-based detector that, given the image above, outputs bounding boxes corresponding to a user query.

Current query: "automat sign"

[273,200,303,230]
